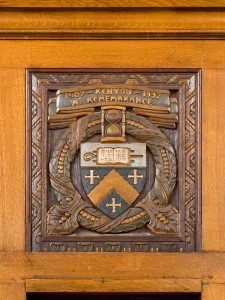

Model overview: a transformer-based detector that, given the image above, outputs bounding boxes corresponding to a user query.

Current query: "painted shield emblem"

[80,143,146,219]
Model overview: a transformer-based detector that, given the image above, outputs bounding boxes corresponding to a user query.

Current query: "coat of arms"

[81,142,146,219]
[47,86,179,235]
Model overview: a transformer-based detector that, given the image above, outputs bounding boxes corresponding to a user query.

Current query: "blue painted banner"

[55,85,174,114]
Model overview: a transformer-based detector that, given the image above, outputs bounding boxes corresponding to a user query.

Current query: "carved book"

[26,69,201,252]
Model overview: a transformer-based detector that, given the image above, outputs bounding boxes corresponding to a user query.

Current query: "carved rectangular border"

[26,69,201,252]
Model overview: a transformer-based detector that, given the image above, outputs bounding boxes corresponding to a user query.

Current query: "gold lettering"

[72,99,78,106]
[87,97,93,103]
[136,97,142,104]
[126,89,132,95]
[143,90,150,97]
[105,96,110,101]
[130,97,135,102]
[107,88,113,94]
[95,89,101,94]
[110,96,116,101]
[143,90,161,99]
[93,97,98,102]
[155,92,160,99]
[123,96,128,102]
[99,96,105,102]
[65,92,74,99]
[102,89,106,94]
[114,88,119,94]
[147,99,152,105]
[118,96,123,101]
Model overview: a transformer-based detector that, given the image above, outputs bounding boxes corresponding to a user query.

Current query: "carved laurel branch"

[47,112,178,235]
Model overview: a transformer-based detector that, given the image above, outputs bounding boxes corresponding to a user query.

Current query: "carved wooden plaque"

[26,69,201,252]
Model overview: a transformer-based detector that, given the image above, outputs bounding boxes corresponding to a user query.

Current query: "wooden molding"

[0,252,224,283]
[1,0,225,8]
[1,9,225,39]
[25,279,201,293]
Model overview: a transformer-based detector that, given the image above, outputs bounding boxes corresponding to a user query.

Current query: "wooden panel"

[26,279,201,293]
[0,69,25,251]
[202,284,225,300]
[0,31,223,284]
[0,41,224,251]
[0,40,225,69]
[1,0,225,8]
[0,253,224,283]
[202,41,225,68]
[0,4,224,299]
[0,283,25,300]
[0,41,203,68]
[202,69,225,251]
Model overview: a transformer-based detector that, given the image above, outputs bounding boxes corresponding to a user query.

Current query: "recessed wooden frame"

[26,68,201,253]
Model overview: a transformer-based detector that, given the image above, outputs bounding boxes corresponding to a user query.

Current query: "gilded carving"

[47,110,178,235]
[27,70,201,252]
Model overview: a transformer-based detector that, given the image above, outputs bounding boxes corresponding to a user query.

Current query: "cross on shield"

[80,143,146,219]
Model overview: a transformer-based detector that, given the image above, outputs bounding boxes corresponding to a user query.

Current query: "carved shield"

[80,143,146,219]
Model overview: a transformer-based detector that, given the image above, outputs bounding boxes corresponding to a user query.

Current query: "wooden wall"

[1,2,225,299]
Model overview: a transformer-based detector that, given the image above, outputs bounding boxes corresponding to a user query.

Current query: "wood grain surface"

[0,69,25,251]
[1,10,225,39]
[1,0,225,8]
[0,41,224,69]
[202,284,225,300]
[0,252,223,283]
[26,278,201,293]
[1,40,225,251]
[0,283,26,300]
[202,69,225,251]
[202,283,225,300]
[0,5,225,298]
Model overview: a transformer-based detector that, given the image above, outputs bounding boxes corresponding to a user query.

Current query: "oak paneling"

[0,253,223,283]
[202,69,225,251]
[202,284,225,300]
[0,8,224,297]
[26,279,201,293]
[1,41,225,251]
[1,9,225,39]
[0,41,225,69]
[1,0,225,8]
[0,69,25,251]
[0,283,25,300]
[0,41,203,68]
